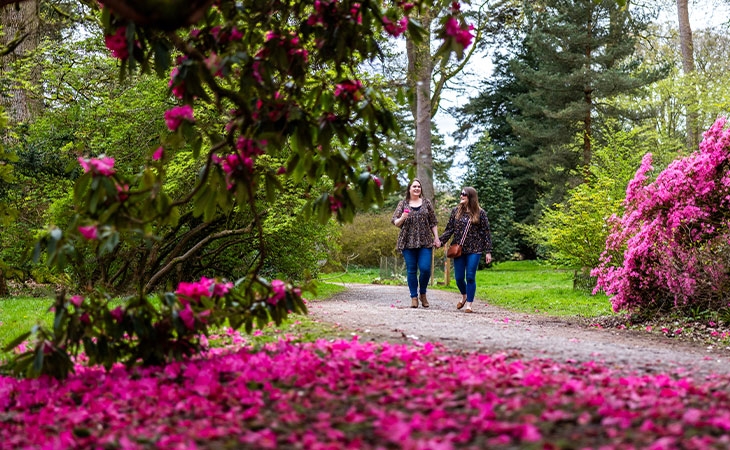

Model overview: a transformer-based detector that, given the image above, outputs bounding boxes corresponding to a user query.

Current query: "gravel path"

[308,283,730,377]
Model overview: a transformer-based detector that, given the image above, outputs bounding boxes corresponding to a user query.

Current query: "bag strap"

[458,219,471,246]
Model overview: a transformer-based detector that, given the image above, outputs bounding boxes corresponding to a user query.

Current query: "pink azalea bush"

[593,117,730,313]
[3,336,730,448]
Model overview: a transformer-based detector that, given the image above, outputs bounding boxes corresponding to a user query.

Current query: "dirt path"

[307,283,730,377]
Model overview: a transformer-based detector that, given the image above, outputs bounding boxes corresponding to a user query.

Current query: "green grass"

[466,260,612,317]
[315,268,380,285]
[0,297,54,350]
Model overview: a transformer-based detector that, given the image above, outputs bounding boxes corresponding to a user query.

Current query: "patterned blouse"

[391,198,438,251]
[439,207,493,254]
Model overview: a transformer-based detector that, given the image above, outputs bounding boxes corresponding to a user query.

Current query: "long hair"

[456,186,481,223]
[405,178,423,201]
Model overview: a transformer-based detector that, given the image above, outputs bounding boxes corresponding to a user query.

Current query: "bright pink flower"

[444,17,474,48]
[153,146,164,161]
[104,27,128,59]
[70,295,84,307]
[164,105,195,131]
[268,279,286,305]
[213,281,233,297]
[78,225,98,240]
[334,79,363,101]
[383,16,408,37]
[176,277,215,303]
[168,67,184,99]
[78,156,116,176]
[329,195,343,211]
[179,304,195,329]
[110,306,124,322]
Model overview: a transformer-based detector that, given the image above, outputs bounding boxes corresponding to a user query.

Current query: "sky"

[440,0,730,182]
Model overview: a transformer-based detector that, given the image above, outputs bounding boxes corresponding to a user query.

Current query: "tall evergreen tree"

[456,0,664,226]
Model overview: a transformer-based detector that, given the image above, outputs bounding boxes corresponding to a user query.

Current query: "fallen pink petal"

[4,338,730,448]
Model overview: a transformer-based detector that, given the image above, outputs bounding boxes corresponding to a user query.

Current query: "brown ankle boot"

[419,293,429,308]
[411,297,418,308]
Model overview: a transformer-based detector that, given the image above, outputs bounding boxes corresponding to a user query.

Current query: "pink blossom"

[269,279,286,305]
[78,156,116,176]
[164,104,195,131]
[329,195,343,211]
[104,27,128,60]
[110,306,124,322]
[168,67,185,99]
[70,295,84,307]
[383,16,408,37]
[334,79,363,101]
[444,17,474,48]
[213,281,233,297]
[176,277,215,303]
[179,304,195,329]
[78,225,98,240]
[153,146,164,161]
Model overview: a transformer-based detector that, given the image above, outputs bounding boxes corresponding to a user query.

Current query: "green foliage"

[2,0,472,379]
[525,123,680,273]
[1,280,307,379]
[462,135,516,261]
[338,213,400,267]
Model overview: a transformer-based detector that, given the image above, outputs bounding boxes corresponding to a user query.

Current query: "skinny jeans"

[401,247,432,298]
[453,252,481,303]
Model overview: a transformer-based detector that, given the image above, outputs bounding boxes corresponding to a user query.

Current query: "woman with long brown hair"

[439,186,493,313]
[391,178,440,308]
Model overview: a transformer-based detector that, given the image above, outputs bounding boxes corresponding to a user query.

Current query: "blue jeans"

[453,252,481,303]
[401,247,432,298]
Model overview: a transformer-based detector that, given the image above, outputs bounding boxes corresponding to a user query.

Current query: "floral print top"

[391,198,438,251]
[439,207,493,254]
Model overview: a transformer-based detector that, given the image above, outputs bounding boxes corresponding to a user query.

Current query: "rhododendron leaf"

[31,347,44,377]
[3,331,31,352]
[152,40,171,77]
[191,134,203,159]
[74,173,91,203]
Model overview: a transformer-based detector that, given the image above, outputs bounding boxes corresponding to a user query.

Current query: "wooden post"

[444,257,450,286]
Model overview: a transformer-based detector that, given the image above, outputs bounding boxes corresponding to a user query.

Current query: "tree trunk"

[0,0,41,124]
[406,10,435,202]
[677,0,698,151]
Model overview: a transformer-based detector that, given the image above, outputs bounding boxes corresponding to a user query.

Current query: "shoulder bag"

[446,219,471,259]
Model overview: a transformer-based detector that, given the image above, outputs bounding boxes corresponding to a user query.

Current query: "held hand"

[485,253,493,264]
[434,237,441,248]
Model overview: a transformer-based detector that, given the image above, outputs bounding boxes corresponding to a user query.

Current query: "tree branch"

[143,224,253,294]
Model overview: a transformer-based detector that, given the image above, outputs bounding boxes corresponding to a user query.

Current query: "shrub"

[338,213,400,267]
[593,117,730,313]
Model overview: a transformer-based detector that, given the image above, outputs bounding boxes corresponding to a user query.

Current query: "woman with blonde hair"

[439,186,493,313]
[392,178,440,308]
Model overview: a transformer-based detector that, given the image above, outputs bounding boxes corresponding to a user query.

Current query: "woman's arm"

[391,201,408,228]
[438,209,456,244]
[480,209,493,253]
